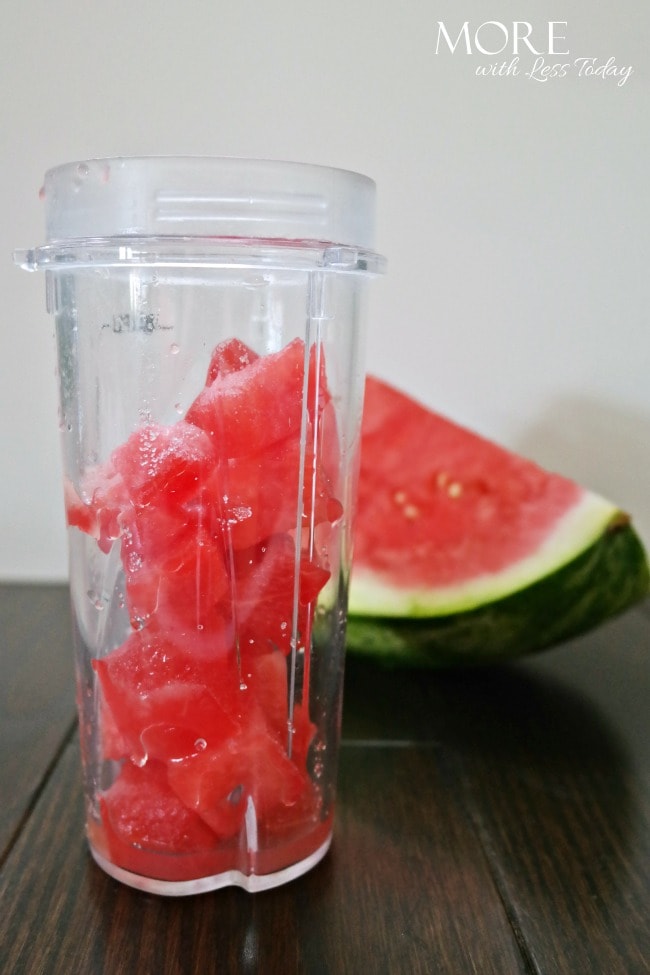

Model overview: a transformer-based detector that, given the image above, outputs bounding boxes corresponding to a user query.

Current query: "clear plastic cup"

[16,157,385,895]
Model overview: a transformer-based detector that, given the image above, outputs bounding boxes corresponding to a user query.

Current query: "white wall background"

[1,0,648,580]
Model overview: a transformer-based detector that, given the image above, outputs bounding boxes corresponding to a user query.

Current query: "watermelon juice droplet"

[87,590,104,611]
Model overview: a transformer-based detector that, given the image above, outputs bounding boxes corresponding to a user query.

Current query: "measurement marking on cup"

[100,313,172,334]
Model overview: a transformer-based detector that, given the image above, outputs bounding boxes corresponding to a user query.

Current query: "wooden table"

[1,584,648,974]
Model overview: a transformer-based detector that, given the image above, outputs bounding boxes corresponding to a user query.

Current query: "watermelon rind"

[349,490,621,618]
[346,516,649,667]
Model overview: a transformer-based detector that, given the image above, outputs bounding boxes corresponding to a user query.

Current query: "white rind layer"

[348,491,619,618]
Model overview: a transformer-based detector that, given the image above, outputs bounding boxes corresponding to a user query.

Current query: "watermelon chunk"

[205,432,341,551]
[166,722,309,839]
[347,376,649,666]
[75,335,341,883]
[233,533,330,657]
[92,626,239,764]
[100,760,219,855]
[111,422,216,509]
[204,336,259,386]
[185,337,307,455]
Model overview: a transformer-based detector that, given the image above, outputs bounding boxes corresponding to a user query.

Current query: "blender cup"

[16,157,385,895]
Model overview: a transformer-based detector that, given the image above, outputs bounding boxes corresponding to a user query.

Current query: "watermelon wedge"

[347,376,649,666]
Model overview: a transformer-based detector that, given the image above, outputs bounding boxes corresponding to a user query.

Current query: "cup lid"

[39,157,378,250]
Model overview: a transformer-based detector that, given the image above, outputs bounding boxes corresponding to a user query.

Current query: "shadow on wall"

[516,396,650,547]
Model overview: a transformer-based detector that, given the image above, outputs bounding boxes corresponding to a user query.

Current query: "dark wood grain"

[466,610,650,975]
[0,735,528,975]
[0,584,76,861]
[1,584,649,974]
[348,607,650,975]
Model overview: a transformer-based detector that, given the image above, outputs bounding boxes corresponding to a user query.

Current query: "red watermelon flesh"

[355,376,582,591]
[185,337,307,455]
[100,760,219,854]
[67,336,340,882]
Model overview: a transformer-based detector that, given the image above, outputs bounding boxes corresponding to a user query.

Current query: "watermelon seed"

[229,785,243,806]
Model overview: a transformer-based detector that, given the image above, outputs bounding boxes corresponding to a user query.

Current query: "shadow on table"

[343,648,633,774]
[343,650,646,969]
[343,649,635,825]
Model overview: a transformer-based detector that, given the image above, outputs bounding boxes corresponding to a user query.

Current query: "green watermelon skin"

[346,518,649,667]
